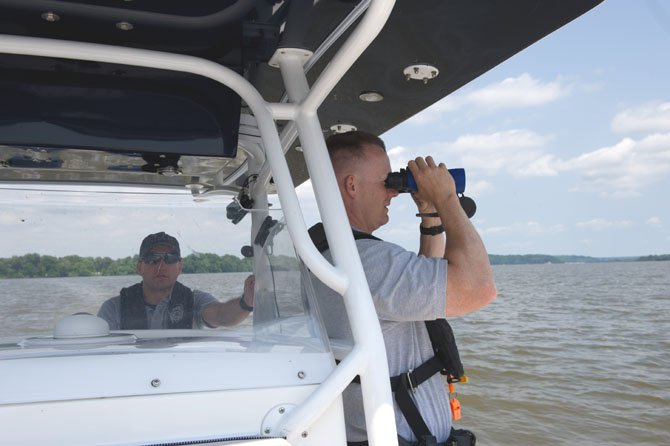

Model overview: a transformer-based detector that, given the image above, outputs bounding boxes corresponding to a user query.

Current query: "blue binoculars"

[385,168,466,194]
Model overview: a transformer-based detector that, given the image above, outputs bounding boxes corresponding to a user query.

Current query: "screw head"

[116,21,133,31]
[41,12,60,22]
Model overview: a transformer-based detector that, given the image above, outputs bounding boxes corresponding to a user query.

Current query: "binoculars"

[385,167,476,218]
[385,168,465,194]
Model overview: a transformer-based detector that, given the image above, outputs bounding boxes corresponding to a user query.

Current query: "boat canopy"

[0,0,604,189]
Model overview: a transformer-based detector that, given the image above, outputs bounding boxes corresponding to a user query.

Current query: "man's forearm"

[418,215,445,257]
[437,195,496,316]
[203,297,250,327]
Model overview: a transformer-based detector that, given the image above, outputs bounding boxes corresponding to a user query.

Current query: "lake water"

[450,261,669,445]
[1,262,668,445]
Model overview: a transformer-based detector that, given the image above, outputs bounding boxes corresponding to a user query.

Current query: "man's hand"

[242,274,255,307]
[407,156,458,210]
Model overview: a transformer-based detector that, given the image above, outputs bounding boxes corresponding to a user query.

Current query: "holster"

[446,428,476,446]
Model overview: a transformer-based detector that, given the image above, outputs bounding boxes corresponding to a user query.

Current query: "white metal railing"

[0,33,348,295]
[0,1,398,444]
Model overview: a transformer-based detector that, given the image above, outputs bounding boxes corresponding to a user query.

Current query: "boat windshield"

[0,184,330,355]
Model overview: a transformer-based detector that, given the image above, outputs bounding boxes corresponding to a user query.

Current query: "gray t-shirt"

[97,287,218,329]
[313,237,451,443]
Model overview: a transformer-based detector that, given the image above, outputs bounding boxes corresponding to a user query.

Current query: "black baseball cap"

[139,232,181,258]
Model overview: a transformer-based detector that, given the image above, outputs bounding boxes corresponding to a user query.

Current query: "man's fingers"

[413,157,428,169]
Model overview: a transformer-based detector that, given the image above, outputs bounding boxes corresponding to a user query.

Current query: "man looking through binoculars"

[309,130,496,445]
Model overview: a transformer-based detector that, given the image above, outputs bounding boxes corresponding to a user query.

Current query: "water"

[0,272,253,336]
[450,262,670,445]
[1,263,669,445]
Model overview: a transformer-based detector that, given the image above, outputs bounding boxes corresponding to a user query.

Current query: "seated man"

[98,231,254,329]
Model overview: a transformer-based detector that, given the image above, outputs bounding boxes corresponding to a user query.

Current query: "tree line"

[489,253,670,265]
[637,254,670,261]
[1,252,667,279]
[0,253,254,279]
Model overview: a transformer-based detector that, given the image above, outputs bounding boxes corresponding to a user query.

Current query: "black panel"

[0,0,271,66]
[0,55,241,157]
[0,0,282,159]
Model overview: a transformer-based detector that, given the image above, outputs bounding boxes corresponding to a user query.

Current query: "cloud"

[481,221,566,236]
[481,226,510,235]
[611,101,670,133]
[406,73,571,125]
[467,180,492,196]
[396,107,670,198]
[463,73,571,109]
[389,129,557,177]
[295,180,321,225]
[647,217,662,226]
[575,219,633,230]
[560,133,670,197]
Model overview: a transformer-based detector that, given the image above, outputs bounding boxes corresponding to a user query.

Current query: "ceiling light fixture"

[359,91,384,102]
[330,124,357,134]
[403,63,439,84]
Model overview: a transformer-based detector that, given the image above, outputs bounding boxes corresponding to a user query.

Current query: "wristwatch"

[419,224,445,236]
[239,296,254,312]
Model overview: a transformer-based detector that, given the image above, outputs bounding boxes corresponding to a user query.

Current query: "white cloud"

[647,217,662,226]
[611,101,670,133]
[464,73,571,110]
[405,97,461,126]
[467,180,492,196]
[390,130,557,177]
[387,145,413,170]
[481,226,510,235]
[406,73,571,125]
[393,123,669,199]
[575,219,633,230]
[560,133,670,197]
[288,180,319,227]
[549,224,568,233]
[295,180,315,200]
[525,221,545,234]
[481,221,566,237]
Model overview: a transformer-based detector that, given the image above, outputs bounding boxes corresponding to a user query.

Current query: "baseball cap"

[139,232,181,258]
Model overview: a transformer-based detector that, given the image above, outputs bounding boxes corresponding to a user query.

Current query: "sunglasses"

[141,252,181,265]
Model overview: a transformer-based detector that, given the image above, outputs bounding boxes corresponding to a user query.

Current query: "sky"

[349,0,670,257]
[3,0,670,260]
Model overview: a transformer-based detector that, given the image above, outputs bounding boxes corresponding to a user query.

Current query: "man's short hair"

[326,130,386,153]
[325,131,386,173]
[139,232,181,258]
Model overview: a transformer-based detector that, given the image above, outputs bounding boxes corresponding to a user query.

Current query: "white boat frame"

[0,1,399,445]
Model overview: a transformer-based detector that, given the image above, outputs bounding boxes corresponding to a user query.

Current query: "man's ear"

[343,174,357,198]
[135,262,142,275]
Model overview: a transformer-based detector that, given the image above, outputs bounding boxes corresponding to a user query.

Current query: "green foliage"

[637,254,670,261]
[2,252,667,278]
[489,254,670,265]
[269,254,300,271]
[489,254,564,265]
[181,253,253,273]
[0,253,252,279]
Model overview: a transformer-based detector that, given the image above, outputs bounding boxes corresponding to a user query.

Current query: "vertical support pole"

[274,50,398,446]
